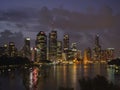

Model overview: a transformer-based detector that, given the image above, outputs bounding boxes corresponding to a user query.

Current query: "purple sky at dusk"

[0,0,120,14]
[0,0,120,56]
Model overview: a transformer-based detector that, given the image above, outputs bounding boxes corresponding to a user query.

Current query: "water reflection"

[107,66,120,86]
[23,65,51,90]
[0,64,120,90]
[23,67,39,90]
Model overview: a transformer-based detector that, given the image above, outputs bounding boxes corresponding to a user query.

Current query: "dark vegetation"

[59,87,74,90]
[0,55,31,66]
[79,75,120,90]
[108,58,120,66]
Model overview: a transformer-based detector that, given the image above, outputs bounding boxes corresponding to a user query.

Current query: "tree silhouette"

[79,75,120,90]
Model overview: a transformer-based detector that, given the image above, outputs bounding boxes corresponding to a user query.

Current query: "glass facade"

[49,31,57,61]
[36,31,47,62]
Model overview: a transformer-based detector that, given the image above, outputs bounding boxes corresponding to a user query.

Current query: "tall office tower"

[77,50,82,60]
[93,35,101,61]
[8,42,17,57]
[25,38,30,51]
[36,31,47,62]
[83,49,89,64]
[0,45,7,56]
[71,43,77,52]
[95,35,101,48]
[31,47,37,62]
[23,37,31,58]
[101,50,107,61]
[71,43,77,59]
[86,47,92,61]
[63,34,69,52]
[57,41,62,60]
[49,31,57,61]
[3,44,8,55]
[63,34,69,60]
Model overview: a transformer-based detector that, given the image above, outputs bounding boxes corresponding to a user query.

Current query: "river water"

[0,63,120,90]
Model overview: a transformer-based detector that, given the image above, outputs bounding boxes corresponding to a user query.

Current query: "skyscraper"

[25,38,30,51]
[23,37,31,58]
[95,35,101,49]
[3,44,8,56]
[63,34,69,52]
[31,47,37,62]
[49,31,57,61]
[8,42,17,57]
[57,41,62,60]
[83,49,89,64]
[71,43,77,52]
[86,47,92,61]
[63,34,69,60]
[0,44,8,56]
[36,31,47,62]
[93,35,101,61]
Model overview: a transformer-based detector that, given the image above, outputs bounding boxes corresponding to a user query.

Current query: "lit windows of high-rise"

[3,44,8,56]
[36,31,47,62]
[22,37,31,58]
[85,47,92,61]
[8,42,17,57]
[71,43,77,52]
[63,34,69,52]
[57,41,62,60]
[49,30,57,61]
[31,47,37,62]
[63,34,69,60]
[0,46,8,56]
[93,35,101,61]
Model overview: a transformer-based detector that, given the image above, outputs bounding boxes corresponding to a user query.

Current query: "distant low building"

[106,48,115,60]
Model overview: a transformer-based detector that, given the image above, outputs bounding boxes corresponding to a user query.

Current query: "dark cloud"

[0,30,24,49]
[68,31,95,50]
[52,6,117,31]
[39,7,53,26]
[101,29,120,48]
[0,8,39,22]
[0,10,27,21]
[0,6,119,31]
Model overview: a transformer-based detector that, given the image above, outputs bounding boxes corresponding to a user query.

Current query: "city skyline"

[0,0,120,56]
[0,30,115,63]
[0,29,118,57]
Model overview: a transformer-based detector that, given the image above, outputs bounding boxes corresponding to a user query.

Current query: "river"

[0,63,120,90]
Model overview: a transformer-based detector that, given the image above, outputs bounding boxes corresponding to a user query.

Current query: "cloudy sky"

[0,0,120,56]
